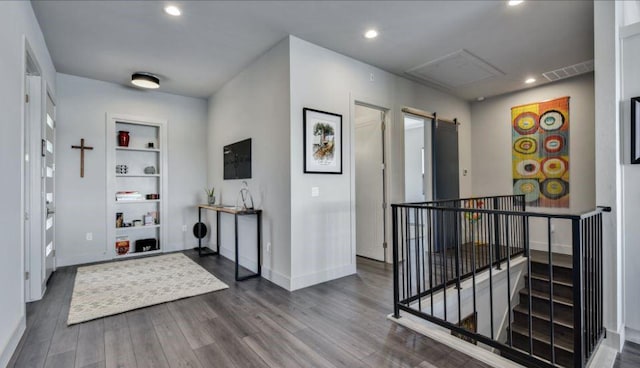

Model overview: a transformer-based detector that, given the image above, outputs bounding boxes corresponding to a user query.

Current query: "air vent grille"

[542,60,594,82]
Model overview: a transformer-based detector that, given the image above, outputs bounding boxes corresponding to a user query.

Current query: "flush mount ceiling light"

[508,0,524,6]
[364,29,378,39]
[131,73,160,89]
[164,5,181,16]
[525,77,536,84]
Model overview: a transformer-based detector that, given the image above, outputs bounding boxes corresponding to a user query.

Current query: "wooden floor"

[615,341,640,368]
[8,251,491,368]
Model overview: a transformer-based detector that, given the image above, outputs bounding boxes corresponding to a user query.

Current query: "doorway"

[355,103,387,262]
[403,114,433,202]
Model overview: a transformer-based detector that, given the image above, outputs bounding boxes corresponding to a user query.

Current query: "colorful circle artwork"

[513,179,541,203]
[514,112,539,135]
[541,157,567,178]
[514,137,537,155]
[544,134,565,153]
[541,179,568,199]
[516,159,540,177]
[539,110,565,131]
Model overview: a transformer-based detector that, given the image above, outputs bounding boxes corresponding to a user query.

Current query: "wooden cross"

[71,138,93,178]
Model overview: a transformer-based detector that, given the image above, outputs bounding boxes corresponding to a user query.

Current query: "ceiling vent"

[542,60,594,82]
[406,49,505,89]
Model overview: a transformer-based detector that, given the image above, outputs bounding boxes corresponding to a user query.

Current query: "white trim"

[587,343,617,368]
[289,263,356,291]
[218,245,259,273]
[261,266,291,291]
[388,313,525,368]
[0,315,26,368]
[625,326,640,345]
[105,113,168,261]
[57,253,110,268]
[603,325,625,352]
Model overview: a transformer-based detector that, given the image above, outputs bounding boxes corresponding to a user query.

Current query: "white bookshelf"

[106,113,168,258]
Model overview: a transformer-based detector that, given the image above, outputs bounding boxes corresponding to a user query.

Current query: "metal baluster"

[548,218,556,366]
[506,214,513,347]
[415,207,422,312]
[393,206,400,318]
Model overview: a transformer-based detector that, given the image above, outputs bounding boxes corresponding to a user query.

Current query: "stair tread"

[527,272,573,287]
[529,250,573,269]
[513,304,574,328]
[520,288,573,306]
[509,323,574,353]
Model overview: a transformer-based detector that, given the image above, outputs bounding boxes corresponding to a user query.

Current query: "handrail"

[391,195,607,368]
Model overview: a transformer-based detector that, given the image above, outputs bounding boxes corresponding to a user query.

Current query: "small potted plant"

[204,187,215,205]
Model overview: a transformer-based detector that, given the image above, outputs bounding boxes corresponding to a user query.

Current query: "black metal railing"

[391,195,609,368]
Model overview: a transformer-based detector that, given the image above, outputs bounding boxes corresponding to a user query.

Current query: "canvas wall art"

[303,108,342,174]
[511,96,570,208]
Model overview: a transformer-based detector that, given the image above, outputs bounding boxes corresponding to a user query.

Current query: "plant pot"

[118,131,130,147]
[208,196,216,205]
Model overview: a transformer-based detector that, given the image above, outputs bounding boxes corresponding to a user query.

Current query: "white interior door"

[43,93,56,282]
[355,105,385,261]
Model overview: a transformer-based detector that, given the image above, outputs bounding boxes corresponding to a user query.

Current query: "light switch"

[311,187,320,197]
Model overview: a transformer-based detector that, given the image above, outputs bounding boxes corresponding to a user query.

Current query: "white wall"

[470,74,596,253]
[620,21,640,342]
[0,2,56,366]
[594,0,625,350]
[206,38,291,289]
[55,73,208,266]
[289,36,471,289]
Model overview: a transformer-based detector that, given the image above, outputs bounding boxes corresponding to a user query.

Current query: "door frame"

[351,97,391,264]
[22,38,51,302]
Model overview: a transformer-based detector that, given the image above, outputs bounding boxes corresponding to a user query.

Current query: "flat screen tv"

[223,138,252,180]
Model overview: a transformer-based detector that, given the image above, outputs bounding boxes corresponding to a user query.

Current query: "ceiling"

[31,1,594,100]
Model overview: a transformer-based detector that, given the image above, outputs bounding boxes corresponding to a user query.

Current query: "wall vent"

[542,60,594,82]
[406,49,505,89]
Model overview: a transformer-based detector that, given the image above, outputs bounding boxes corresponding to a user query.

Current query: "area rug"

[67,253,228,325]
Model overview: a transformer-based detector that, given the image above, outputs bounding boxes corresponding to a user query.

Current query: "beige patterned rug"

[67,253,228,325]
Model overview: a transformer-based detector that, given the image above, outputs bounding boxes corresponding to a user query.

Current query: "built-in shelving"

[106,113,168,259]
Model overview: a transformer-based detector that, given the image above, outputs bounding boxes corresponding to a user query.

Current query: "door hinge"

[24,212,29,221]
[382,202,387,209]
[41,139,46,157]
[25,272,29,280]
[52,249,56,257]
[383,242,388,249]
[25,94,29,103]
[381,121,386,131]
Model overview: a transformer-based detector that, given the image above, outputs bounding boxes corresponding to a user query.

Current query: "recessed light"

[164,5,181,16]
[525,77,536,84]
[364,29,378,39]
[477,97,485,101]
[508,0,524,6]
[131,73,160,89]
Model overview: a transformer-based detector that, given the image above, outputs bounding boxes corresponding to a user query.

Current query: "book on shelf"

[116,191,143,201]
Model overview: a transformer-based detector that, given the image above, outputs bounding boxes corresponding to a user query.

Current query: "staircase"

[506,250,575,367]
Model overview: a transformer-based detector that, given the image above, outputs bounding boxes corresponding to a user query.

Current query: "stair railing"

[391,195,610,368]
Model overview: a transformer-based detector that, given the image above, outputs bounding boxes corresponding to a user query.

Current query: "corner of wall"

[0,314,26,368]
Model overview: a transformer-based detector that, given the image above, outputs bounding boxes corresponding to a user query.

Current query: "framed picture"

[632,97,640,164]
[303,108,342,174]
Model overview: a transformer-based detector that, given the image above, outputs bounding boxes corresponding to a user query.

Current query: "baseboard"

[625,326,640,345]
[217,245,259,274]
[603,326,625,352]
[529,240,572,255]
[1,314,26,368]
[289,263,356,291]
[587,342,617,368]
[57,252,110,267]
[261,266,291,290]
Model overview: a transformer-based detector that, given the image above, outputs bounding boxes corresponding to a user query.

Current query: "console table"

[197,204,262,281]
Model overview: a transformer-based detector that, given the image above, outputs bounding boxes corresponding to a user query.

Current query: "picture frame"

[303,108,342,174]
[632,97,640,164]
